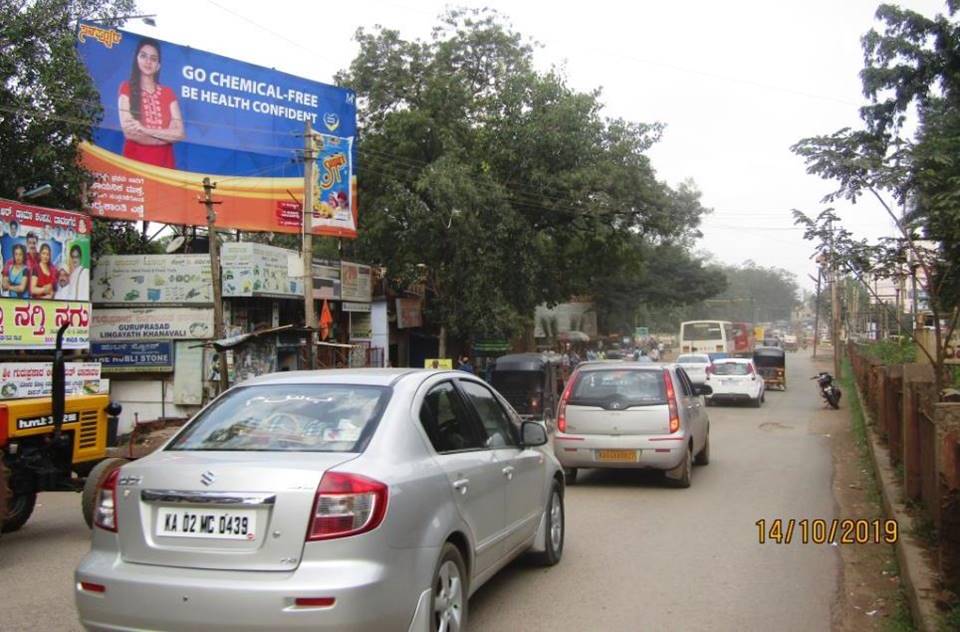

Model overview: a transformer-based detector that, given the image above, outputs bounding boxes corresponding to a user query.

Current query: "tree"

[791,2,960,397]
[0,0,151,262]
[338,8,712,351]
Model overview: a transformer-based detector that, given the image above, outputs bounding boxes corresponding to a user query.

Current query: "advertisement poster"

[310,259,341,300]
[0,199,92,302]
[91,307,214,341]
[396,297,423,329]
[77,25,357,236]
[0,362,102,400]
[221,242,298,297]
[0,298,90,349]
[91,341,175,372]
[92,254,212,304]
[340,261,372,303]
[350,311,372,341]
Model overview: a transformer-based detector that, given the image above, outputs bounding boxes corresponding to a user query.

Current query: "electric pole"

[302,121,317,370]
[810,270,821,359]
[202,177,229,395]
[829,220,841,378]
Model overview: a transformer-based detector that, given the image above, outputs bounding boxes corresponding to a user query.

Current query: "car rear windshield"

[167,384,390,452]
[678,355,709,364]
[714,363,751,376]
[570,369,666,406]
[683,323,723,340]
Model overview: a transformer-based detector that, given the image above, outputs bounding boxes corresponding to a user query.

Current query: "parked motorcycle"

[811,372,842,409]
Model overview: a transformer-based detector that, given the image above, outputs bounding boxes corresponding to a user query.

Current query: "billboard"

[310,259,341,300]
[221,242,298,297]
[0,362,102,399]
[77,24,357,236]
[340,261,372,303]
[92,254,212,304]
[0,298,90,349]
[91,341,175,372]
[91,307,214,341]
[0,199,92,302]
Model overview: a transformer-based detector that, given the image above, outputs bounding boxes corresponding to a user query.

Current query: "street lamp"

[16,184,52,201]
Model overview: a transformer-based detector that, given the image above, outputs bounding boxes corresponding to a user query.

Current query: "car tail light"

[307,472,388,541]
[530,396,540,412]
[663,370,680,433]
[0,406,8,448]
[294,597,335,608]
[79,582,106,594]
[94,469,120,532]
[557,374,578,433]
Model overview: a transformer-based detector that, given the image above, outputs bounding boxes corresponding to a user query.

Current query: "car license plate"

[596,449,639,462]
[156,507,256,540]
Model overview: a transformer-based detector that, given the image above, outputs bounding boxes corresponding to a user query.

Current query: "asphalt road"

[0,352,839,631]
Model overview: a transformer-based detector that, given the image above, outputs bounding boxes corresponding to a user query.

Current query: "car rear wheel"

[432,543,467,632]
[1,491,36,533]
[667,446,692,488]
[531,483,564,566]
[82,458,129,529]
[695,433,710,465]
[563,468,578,485]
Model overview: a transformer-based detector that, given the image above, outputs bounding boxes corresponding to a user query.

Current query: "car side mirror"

[694,384,713,396]
[521,421,548,447]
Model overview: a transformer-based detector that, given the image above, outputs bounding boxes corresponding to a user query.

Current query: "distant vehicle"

[554,362,712,488]
[76,369,565,631]
[782,335,798,352]
[754,346,787,391]
[676,353,713,385]
[490,352,562,431]
[679,320,733,354]
[705,358,765,407]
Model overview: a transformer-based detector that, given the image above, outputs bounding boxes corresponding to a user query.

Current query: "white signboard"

[340,261,372,303]
[91,307,214,341]
[342,301,371,313]
[221,242,299,297]
[91,254,212,304]
[0,362,102,400]
[310,259,341,300]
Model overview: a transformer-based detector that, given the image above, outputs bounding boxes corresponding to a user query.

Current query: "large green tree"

[338,8,715,351]
[0,0,149,260]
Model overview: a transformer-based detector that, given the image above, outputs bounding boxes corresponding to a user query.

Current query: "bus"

[679,320,733,354]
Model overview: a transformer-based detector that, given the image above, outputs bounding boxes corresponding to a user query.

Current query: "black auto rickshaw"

[489,353,562,431]
[753,345,786,390]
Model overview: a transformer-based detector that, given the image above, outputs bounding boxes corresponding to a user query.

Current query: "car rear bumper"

[706,381,762,401]
[75,546,431,632]
[553,433,687,470]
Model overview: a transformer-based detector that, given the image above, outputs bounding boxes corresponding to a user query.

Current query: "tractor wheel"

[0,460,10,538]
[82,458,128,529]
[2,491,37,534]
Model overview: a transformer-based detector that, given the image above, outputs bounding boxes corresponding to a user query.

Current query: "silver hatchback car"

[75,369,565,631]
[554,362,711,487]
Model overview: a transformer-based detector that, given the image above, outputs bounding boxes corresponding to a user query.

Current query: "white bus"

[679,320,733,354]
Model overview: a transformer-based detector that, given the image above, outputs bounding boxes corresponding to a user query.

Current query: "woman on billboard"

[2,244,31,298]
[118,38,185,168]
[29,243,58,299]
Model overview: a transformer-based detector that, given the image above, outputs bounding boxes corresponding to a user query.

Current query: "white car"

[705,358,765,407]
[675,353,712,385]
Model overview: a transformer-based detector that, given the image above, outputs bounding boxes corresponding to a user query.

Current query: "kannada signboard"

[0,298,90,349]
[221,242,299,297]
[340,261,372,303]
[0,362,102,399]
[0,199,92,301]
[91,341,175,372]
[77,25,358,237]
[91,307,214,341]
[91,254,212,304]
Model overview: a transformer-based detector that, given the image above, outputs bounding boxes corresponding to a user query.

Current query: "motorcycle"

[811,372,842,409]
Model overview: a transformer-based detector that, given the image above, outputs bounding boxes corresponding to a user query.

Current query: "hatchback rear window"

[570,370,666,405]
[714,363,751,376]
[678,355,709,364]
[167,384,390,452]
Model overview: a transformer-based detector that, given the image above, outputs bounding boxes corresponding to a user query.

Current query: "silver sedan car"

[554,362,711,487]
[75,369,565,631]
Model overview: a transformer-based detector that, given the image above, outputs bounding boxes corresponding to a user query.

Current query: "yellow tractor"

[0,324,125,537]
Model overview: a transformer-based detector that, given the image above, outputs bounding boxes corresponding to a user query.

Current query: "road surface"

[0,352,840,631]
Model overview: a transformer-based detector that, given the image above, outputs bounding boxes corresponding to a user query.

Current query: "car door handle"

[452,478,470,495]
[501,466,515,480]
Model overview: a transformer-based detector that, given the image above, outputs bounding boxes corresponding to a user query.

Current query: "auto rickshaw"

[753,345,786,390]
[489,353,562,432]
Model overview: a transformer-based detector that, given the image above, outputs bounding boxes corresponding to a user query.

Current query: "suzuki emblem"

[200,471,215,486]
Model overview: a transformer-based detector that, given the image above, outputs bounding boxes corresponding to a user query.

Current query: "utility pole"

[810,271,821,359]
[202,177,229,395]
[302,121,317,370]
[829,220,842,378]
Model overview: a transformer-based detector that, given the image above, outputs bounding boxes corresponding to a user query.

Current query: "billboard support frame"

[201,177,229,394]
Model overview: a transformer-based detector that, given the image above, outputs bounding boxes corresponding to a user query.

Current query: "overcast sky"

[132,0,950,291]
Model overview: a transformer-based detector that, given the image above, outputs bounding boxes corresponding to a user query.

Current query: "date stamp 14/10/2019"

[756,519,899,545]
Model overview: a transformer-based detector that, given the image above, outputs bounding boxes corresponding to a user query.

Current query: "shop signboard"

[310,259,341,300]
[91,341,175,372]
[77,25,357,237]
[91,254,212,304]
[0,199,92,302]
[349,311,372,341]
[221,242,299,297]
[396,297,423,329]
[340,261,371,303]
[91,307,214,341]
[0,298,90,349]
[342,301,370,313]
[0,362,102,399]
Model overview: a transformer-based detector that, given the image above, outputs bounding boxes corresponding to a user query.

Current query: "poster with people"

[0,199,91,302]
[76,23,358,237]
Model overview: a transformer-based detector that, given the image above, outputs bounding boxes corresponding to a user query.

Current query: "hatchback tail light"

[557,374,578,433]
[94,469,120,532]
[307,472,388,541]
[663,370,680,433]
